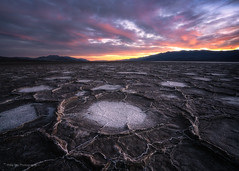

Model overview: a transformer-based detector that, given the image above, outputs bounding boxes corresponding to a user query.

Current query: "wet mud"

[0,62,239,170]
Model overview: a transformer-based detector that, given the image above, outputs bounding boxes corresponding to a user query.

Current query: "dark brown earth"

[0,62,239,170]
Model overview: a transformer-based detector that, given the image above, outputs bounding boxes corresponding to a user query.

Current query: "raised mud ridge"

[0,62,239,170]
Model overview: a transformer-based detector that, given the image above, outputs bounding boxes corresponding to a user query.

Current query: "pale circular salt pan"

[18,85,52,93]
[184,72,196,76]
[161,81,186,87]
[77,79,92,83]
[161,94,178,99]
[118,72,147,75]
[62,71,72,74]
[92,84,122,91]
[44,76,71,80]
[221,97,239,106]
[192,77,211,81]
[211,73,226,76]
[86,101,146,128]
[0,104,37,133]
[220,78,231,82]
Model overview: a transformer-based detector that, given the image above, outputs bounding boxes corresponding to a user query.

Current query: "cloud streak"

[0,0,238,60]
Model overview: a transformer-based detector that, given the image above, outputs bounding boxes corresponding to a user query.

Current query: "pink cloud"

[0,31,37,41]
[88,19,136,41]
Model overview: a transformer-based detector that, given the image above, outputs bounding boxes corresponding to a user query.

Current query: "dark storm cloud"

[0,0,238,60]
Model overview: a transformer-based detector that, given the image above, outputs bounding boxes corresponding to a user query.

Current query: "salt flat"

[0,62,238,170]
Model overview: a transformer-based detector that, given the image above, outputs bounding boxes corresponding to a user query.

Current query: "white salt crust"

[161,81,187,87]
[221,97,239,106]
[92,84,122,91]
[44,76,71,80]
[86,101,146,128]
[118,72,147,75]
[184,72,197,76]
[18,85,52,93]
[192,77,211,81]
[75,91,87,96]
[161,94,178,99]
[76,79,92,83]
[0,104,37,133]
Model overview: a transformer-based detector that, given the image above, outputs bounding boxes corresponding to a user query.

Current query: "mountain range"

[128,50,239,62]
[0,50,238,62]
[0,55,88,62]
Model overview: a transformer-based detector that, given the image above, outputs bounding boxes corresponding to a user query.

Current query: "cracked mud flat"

[0,62,239,170]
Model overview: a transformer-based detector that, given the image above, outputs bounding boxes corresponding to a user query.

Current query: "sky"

[0,0,239,61]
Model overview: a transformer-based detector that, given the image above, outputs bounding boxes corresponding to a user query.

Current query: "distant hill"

[128,50,239,62]
[37,55,88,62]
[0,55,88,62]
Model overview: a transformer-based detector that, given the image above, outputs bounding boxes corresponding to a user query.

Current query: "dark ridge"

[37,55,88,62]
[127,50,239,62]
[0,55,88,63]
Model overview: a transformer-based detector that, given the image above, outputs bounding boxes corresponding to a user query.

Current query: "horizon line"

[1,48,239,61]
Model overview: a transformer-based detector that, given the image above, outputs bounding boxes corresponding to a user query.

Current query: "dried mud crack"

[0,62,239,170]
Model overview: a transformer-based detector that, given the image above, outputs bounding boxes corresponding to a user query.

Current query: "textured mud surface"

[0,62,239,170]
